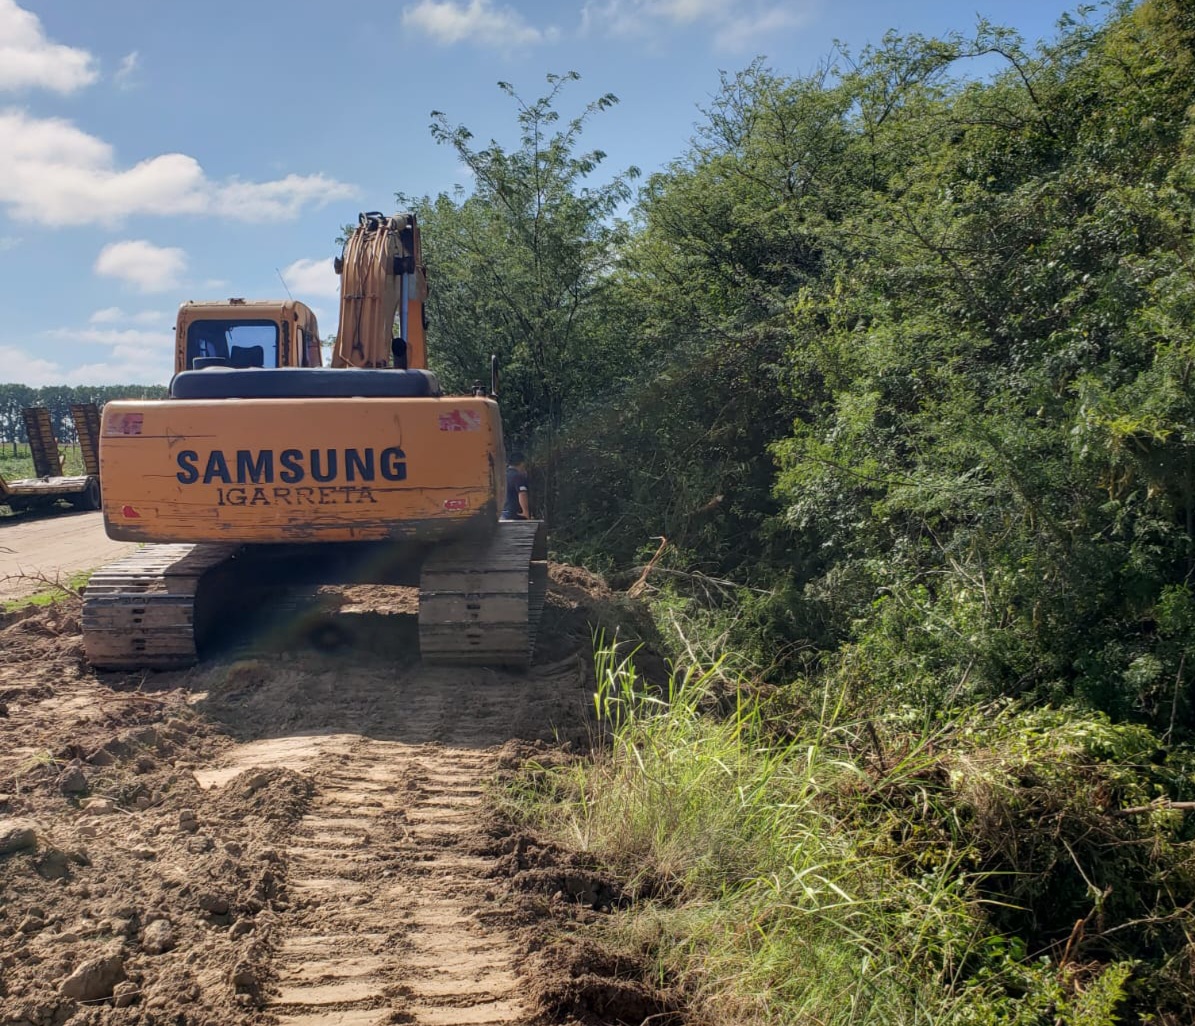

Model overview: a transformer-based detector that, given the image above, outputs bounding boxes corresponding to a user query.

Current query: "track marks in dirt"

[396,751,525,1025]
[201,736,528,1025]
[193,651,593,1026]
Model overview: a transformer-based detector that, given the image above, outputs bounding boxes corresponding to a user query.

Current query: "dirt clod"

[57,763,88,794]
[34,847,72,879]
[142,918,175,954]
[197,892,230,915]
[229,961,258,993]
[58,945,126,1001]
[112,979,140,1007]
[0,818,37,854]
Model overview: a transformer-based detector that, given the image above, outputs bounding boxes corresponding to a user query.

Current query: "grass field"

[0,443,87,481]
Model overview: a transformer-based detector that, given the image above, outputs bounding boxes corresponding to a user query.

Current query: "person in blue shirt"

[501,450,531,520]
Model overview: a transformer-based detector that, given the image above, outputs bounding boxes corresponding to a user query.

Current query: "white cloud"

[65,359,170,385]
[280,257,339,299]
[40,321,174,384]
[0,335,171,386]
[580,0,811,51]
[717,4,810,51]
[0,108,357,227]
[58,326,168,348]
[94,240,188,293]
[657,0,723,23]
[401,0,556,48]
[214,174,358,221]
[0,344,61,386]
[63,328,170,353]
[114,50,139,88]
[0,234,18,251]
[89,306,166,325]
[0,0,98,94]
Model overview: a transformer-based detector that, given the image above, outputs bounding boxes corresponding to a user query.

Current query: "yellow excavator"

[81,212,547,670]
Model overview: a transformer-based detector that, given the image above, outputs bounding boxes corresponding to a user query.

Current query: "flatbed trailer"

[0,405,102,513]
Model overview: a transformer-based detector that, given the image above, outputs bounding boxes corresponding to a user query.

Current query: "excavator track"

[82,522,547,671]
[418,519,548,668]
[81,544,241,670]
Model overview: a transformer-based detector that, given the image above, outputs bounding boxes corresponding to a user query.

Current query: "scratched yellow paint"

[99,397,504,543]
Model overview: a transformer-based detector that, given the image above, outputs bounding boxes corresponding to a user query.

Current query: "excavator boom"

[332,212,427,371]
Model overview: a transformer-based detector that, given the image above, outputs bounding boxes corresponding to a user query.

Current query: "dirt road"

[0,571,659,1026]
[189,650,587,1026]
[0,511,136,601]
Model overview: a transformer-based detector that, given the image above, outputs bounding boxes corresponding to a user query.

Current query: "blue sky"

[0,0,1090,386]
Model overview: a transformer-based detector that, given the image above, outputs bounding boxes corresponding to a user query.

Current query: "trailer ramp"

[21,407,62,478]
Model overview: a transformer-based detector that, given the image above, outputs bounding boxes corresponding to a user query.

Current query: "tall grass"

[506,642,1155,1025]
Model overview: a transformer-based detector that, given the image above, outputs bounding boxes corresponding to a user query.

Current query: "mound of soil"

[0,610,286,1024]
[530,939,683,1026]
[538,564,671,683]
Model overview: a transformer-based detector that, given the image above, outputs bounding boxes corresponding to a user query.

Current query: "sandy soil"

[0,513,137,601]
[0,567,673,1026]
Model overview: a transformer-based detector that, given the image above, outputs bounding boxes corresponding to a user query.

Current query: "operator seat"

[229,344,265,368]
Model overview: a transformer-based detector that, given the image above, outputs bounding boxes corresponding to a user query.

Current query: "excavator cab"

[175,299,322,373]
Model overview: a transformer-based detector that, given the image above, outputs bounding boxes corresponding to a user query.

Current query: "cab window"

[185,320,279,369]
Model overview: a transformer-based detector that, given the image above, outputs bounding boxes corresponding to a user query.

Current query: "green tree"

[551,62,859,581]
[405,72,639,517]
[0,383,36,455]
[770,0,1195,726]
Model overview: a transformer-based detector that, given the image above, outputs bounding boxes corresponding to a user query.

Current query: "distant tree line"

[0,383,167,454]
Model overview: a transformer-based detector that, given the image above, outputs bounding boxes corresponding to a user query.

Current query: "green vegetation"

[405,0,1195,1017]
[412,0,1195,724]
[403,73,641,517]
[0,442,86,481]
[0,383,167,459]
[1,571,92,612]
[510,645,1194,1023]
